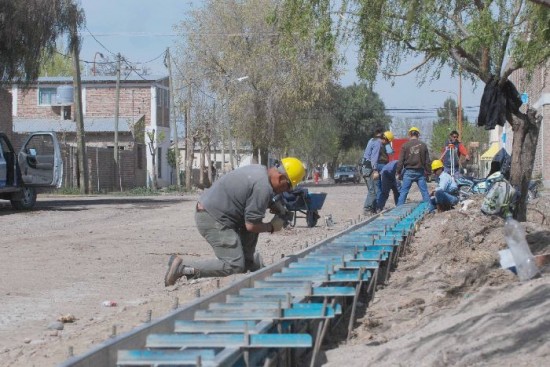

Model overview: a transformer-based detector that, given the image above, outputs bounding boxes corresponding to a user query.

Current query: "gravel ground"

[0,181,370,366]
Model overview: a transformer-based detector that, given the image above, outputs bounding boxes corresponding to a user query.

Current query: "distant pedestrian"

[396,127,431,205]
[314,165,321,184]
[429,159,458,212]
[377,160,401,210]
[210,161,217,182]
[440,130,469,177]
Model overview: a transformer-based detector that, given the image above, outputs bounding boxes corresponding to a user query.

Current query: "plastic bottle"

[102,300,117,307]
[504,218,540,281]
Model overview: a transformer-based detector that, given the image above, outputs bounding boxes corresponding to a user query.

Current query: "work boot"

[164,255,197,286]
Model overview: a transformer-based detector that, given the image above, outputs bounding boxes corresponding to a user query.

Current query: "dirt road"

[0,183,366,367]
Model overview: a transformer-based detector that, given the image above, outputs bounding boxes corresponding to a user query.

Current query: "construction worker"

[361,129,394,214]
[377,160,401,211]
[440,130,470,177]
[396,127,431,205]
[429,159,459,212]
[164,157,306,286]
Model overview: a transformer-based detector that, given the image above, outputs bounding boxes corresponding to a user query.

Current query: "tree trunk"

[206,142,212,186]
[260,149,268,166]
[509,108,542,221]
[199,141,205,186]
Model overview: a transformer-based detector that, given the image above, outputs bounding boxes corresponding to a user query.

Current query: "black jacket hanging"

[477,75,522,130]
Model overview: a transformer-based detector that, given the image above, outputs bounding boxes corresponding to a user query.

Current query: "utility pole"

[458,67,463,139]
[114,53,121,191]
[68,0,89,194]
[166,48,181,187]
[185,84,193,190]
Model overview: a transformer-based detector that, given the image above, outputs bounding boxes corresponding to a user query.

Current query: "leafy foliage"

[288,82,391,170]
[0,0,84,83]
[40,50,73,77]
[174,0,337,165]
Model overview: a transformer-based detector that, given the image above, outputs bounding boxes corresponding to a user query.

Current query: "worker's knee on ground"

[224,258,246,274]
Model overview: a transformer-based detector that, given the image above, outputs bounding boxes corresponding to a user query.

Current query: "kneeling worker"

[165,157,306,286]
[429,159,459,213]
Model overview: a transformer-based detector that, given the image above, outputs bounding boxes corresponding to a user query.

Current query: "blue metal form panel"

[174,320,264,333]
[94,201,429,367]
[194,305,337,321]
[239,286,356,297]
[269,271,371,282]
[117,349,217,365]
[146,333,312,348]
[205,302,342,315]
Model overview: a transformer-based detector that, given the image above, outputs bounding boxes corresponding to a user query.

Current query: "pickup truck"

[0,132,63,209]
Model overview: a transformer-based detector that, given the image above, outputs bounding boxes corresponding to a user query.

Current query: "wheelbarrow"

[282,188,327,228]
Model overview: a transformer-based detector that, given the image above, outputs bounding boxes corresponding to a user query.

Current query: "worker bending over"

[165,157,306,286]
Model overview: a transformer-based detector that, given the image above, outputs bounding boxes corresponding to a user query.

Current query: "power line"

[84,25,116,57]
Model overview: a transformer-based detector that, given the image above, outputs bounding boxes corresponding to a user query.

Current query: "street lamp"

[430,88,462,138]
[92,52,104,76]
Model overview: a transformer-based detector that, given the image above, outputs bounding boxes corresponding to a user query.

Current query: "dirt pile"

[323,195,550,366]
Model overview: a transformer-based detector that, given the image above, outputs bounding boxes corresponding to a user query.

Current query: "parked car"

[0,132,63,209]
[334,165,361,184]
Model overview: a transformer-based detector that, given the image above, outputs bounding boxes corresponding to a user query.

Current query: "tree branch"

[449,48,482,78]
[379,57,432,77]
[495,0,523,77]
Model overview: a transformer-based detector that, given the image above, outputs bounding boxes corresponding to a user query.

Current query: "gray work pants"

[189,210,259,278]
[362,167,378,211]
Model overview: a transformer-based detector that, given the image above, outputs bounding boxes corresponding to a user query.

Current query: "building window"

[38,87,57,106]
[137,144,143,169]
[157,147,162,178]
[156,88,169,108]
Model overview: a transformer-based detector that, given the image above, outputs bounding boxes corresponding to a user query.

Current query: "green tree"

[281,0,550,221]
[436,97,458,125]
[332,83,391,150]
[288,83,390,175]
[0,0,78,83]
[174,0,336,166]
[40,50,73,76]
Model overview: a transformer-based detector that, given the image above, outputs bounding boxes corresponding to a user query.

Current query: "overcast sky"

[79,0,483,123]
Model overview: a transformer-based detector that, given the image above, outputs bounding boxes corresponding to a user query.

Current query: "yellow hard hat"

[409,126,420,134]
[280,157,306,188]
[383,131,394,142]
[431,159,444,171]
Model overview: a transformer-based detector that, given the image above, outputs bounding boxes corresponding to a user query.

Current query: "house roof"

[13,118,138,133]
[34,74,168,84]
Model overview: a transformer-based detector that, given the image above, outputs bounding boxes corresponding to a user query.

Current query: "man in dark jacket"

[396,127,431,205]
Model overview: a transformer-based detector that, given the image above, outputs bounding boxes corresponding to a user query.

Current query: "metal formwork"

[60,202,428,367]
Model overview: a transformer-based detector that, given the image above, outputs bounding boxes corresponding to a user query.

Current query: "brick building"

[3,74,171,192]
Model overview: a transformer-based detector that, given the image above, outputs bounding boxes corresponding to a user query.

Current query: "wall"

[510,62,550,185]
[16,88,64,119]
[85,85,151,124]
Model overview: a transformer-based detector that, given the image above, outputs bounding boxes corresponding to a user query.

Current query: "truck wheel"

[11,187,37,210]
